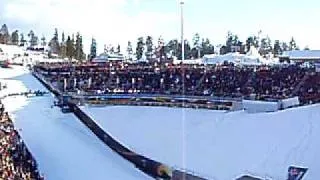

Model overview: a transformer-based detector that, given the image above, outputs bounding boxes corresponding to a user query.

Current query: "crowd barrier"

[243,100,280,113]
[281,96,300,109]
[243,96,301,113]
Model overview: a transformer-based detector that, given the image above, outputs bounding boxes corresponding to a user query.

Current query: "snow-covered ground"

[82,104,320,180]
[0,66,151,180]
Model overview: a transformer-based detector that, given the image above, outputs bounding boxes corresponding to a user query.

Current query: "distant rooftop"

[281,50,320,60]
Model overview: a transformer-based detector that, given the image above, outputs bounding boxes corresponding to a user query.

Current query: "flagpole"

[179,1,186,177]
[180,1,185,62]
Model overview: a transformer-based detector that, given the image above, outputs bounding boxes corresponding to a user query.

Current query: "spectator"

[0,100,44,180]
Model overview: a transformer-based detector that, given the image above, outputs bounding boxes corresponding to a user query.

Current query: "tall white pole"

[180,1,184,61]
[179,1,186,177]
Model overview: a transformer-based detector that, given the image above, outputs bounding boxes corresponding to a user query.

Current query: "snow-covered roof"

[173,58,203,65]
[203,52,263,65]
[281,50,320,60]
[92,53,124,63]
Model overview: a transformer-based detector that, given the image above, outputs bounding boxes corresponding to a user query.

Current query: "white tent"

[203,46,279,66]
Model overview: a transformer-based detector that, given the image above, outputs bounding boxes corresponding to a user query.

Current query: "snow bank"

[0,44,25,59]
[82,104,320,180]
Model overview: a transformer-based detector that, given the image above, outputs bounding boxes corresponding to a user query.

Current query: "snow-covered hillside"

[82,105,320,180]
[0,66,151,180]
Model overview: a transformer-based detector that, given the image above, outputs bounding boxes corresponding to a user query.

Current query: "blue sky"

[1,0,319,53]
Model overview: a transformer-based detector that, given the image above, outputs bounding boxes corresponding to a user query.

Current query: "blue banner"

[287,166,308,180]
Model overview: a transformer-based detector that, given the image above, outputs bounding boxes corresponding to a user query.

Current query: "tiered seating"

[33,62,320,106]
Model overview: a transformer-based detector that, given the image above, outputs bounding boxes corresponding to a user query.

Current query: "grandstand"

[32,61,320,112]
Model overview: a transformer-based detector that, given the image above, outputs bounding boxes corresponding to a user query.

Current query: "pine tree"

[192,33,201,58]
[60,32,67,58]
[71,34,75,56]
[281,42,289,52]
[48,29,60,54]
[28,30,34,45]
[246,36,255,52]
[289,37,297,51]
[145,36,153,60]
[185,40,192,59]
[157,36,165,62]
[54,28,59,42]
[41,36,46,46]
[11,30,19,45]
[109,46,115,54]
[225,31,240,53]
[226,31,233,53]
[32,36,39,46]
[260,36,272,56]
[220,45,228,55]
[116,44,121,54]
[66,35,75,60]
[28,30,38,46]
[0,24,10,44]
[136,37,145,60]
[127,41,133,60]
[201,38,214,56]
[103,44,108,54]
[20,33,26,46]
[74,32,84,60]
[60,44,67,58]
[253,36,259,48]
[273,40,282,56]
[89,38,97,60]
[166,39,179,58]
[62,32,65,43]
[177,40,191,60]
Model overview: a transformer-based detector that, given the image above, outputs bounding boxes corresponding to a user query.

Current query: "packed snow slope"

[82,104,320,180]
[0,66,151,180]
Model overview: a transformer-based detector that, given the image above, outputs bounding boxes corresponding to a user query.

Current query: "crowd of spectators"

[34,61,320,105]
[0,101,44,180]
